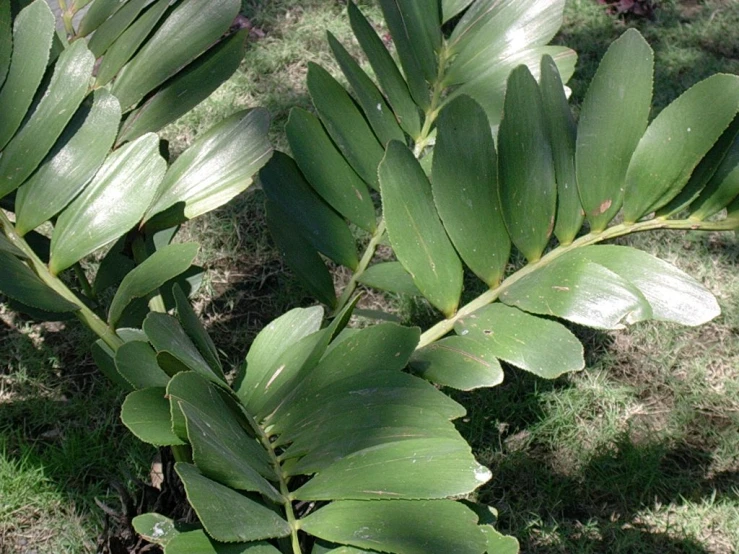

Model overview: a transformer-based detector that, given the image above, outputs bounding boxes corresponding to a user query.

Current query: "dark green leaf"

[0,40,94,197]
[176,463,291,543]
[357,262,421,296]
[132,513,182,546]
[91,339,132,391]
[121,387,186,446]
[0,234,25,258]
[92,238,135,295]
[0,0,55,151]
[540,55,582,245]
[0,251,80,313]
[576,29,653,231]
[286,108,376,232]
[0,0,11,88]
[77,0,125,36]
[300,500,488,554]
[498,65,556,262]
[442,0,474,22]
[455,303,584,378]
[689,128,739,220]
[173,283,222,375]
[115,340,171,389]
[432,95,509,285]
[380,141,463,317]
[14,90,122,235]
[410,336,504,390]
[624,74,739,222]
[307,62,385,190]
[165,530,281,554]
[88,0,150,57]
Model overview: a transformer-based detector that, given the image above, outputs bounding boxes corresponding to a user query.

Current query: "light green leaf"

[0,40,94,197]
[15,90,122,236]
[87,0,150,57]
[49,133,165,274]
[145,108,271,226]
[357,262,421,296]
[689,128,739,220]
[498,65,556,262]
[347,1,421,138]
[410,336,504,390]
[624,74,739,222]
[308,62,385,190]
[115,340,171,390]
[455,303,585,379]
[173,283,223,375]
[540,54,582,245]
[176,463,291,543]
[261,152,358,269]
[300,500,488,554]
[380,141,463,317]
[481,526,520,554]
[132,513,183,546]
[500,254,653,330]
[432,95,509,286]
[77,0,126,36]
[286,108,376,232]
[165,531,281,554]
[111,0,240,111]
[442,0,474,23]
[576,29,654,231]
[116,30,248,143]
[0,0,55,151]
[121,387,186,446]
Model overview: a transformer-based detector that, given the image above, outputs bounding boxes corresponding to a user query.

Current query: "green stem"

[417,217,737,348]
[0,211,123,350]
[57,0,75,37]
[413,44,450,157]
[73,263,96,299]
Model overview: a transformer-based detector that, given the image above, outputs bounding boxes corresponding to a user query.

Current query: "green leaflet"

[121,387,186,447]
[689,127,739,220]
[442,0,474,22]
[623,74,739,222]
[432,95,509,286]
[482,526,520,554]
[300,500,488,554]
[173,283,223,375]
[92,339,132,391]
[0,251,79,314]
[455,303,585,379]
[0,234,25,258]
[497,65,556,263]
[49,133,165,274]
[576,29,654,231]
[410,336,504,390]
[165,531,280,554]
[108,243,200,328]
[87,0,150,57]
[0,0,12,88]
[286,108,376,232]
[357,262,421,296]
[132,513,183,547]
[0,40,95,197]
[0,0,55,152]
[144,108,271,226]
[115,340,171,389]
[117,30,248,144]
[15,90,122,236]
[111,0,240,111]
[176,463,291,543]
[539,55,582,245]
[380,141,463,317]
[347,1,421,138]
[77,0,126,36]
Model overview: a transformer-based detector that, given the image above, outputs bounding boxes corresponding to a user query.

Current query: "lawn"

[1,0,737,552]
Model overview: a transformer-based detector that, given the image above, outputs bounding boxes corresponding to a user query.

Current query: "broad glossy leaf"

[0,40,94,197]
[15,90,122,235]
[540,55,582,245]
[115,340,171,389]
[165,531,280,554]
[576,29,653,231]
[500,255,652,330]
[173,284,222,375]
[410,336,504,390]
[623,74,739,222]
[689,129,739,220]
[108,242,199,327]
[300,500,488,554]
[117,30,248,143]
[577,245,720,326]
[265,201,336,307]
[380,141,463,317]
[357,262,421,296]
[286,108,376,232]
[347,1,421,138]
[77,0,125,36]
[432,95,509,285]
[455,303,584,378]
[293,438,490,501]
[49,134,165,274]
[482,526,520,554]
[176,463,291,543]
[111,0,240,111]
[261,152,358,269]
[0,251,79,313]
[95,0,170,87]
[498,65,556,262]
[87,0,150,57]
[144,313,225,382]
[442,0,474,22]
[144,108,271,226]
[0,0,55,151]
[0,1,11,87]
[121,387,186,446]
[308,62,385,189]
[327,33,405,146]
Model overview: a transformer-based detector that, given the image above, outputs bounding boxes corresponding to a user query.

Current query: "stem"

[417,217,737,348]
[0,211,123,351]
[413,44,450,157]
[57,0,75,37]
[73,263,95,299]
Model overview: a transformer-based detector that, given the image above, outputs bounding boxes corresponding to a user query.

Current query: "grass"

[1,0,738,552]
